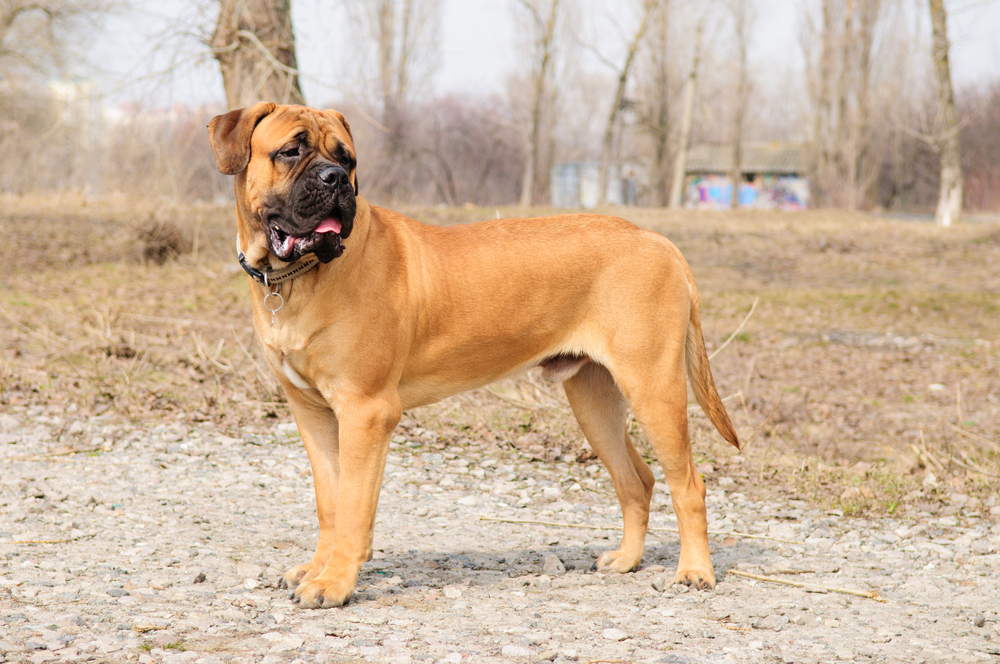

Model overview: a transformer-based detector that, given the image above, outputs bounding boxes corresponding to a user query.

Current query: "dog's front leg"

[279,390,340,592]
[291,391,401,608]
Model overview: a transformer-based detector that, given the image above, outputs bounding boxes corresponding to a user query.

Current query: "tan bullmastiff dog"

[207,103,740,609]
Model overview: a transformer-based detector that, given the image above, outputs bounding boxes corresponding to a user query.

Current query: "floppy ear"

[207,102,277,175]
[326,109,359,195]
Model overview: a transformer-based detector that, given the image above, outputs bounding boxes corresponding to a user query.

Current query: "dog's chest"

[257,323,315,392]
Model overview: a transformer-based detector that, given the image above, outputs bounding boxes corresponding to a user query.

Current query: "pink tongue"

[314,218,342,234]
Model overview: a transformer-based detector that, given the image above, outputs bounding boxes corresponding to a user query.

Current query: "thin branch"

[709,296,760,361]
[727,569,886,602]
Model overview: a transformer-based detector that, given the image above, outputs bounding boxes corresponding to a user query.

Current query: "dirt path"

[2,409,999,664]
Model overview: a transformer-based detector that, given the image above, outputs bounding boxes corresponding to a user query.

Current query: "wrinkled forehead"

[251,106,354,158]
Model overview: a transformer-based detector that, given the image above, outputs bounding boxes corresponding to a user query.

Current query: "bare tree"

[591,0,658,205]
[343,0,442,199]
[668,19,702,209]
[346,0,441,131]
[211,0,305,109]
[0,0,112,193]
[0,0,109,75]
[514,0,563,207]
[804,0,888,210]
[928,0,962,226]
[727,0,755,209]
[634,0,673,206]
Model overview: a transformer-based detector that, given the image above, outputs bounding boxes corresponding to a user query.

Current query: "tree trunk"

[640,0,673,207]
[211,0,305,110]
[668,20,701,210]
[929,0,962,227]
[519,0,561,207]
[811,0,835,208]
[597,0,654,205]
[728,0,751,210]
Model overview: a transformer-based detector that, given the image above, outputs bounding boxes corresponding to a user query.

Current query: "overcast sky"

[89,0,1000,108]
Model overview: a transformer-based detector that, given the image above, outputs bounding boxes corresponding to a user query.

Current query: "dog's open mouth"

[269,217,344,263]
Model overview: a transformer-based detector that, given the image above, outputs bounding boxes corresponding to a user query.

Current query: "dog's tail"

[685,284,741,449]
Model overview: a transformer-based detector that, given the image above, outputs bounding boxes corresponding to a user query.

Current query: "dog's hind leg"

[562,360,655,573]
[622,349,715,589]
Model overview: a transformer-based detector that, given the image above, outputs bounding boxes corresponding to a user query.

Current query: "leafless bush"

[341,95,524,206]
[960,83,1000,213]
[0,81,82,193]
[101,104,231,202]
[133,216,191,264]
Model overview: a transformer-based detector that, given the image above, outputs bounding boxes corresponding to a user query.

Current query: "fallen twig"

[13,533,97,545]
[727,569,885,602]
[7,446,107,461]
[708,296,760,361]
[476,515,799,544]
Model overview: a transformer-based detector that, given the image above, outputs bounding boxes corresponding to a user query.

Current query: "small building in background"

[684,142,810,210]
[551,162,646,208]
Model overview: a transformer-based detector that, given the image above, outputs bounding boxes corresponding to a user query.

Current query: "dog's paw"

[279,562,319,590]
[291,573,355,609]
[673,567,716,590]
[594,549,641,573]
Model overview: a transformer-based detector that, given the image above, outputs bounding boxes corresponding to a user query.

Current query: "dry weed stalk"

[902,386,1000,478]
[727,569,886,603]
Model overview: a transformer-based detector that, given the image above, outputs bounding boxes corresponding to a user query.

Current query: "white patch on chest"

[281,359,312,391]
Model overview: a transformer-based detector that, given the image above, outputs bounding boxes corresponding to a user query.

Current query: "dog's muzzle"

[265,164,356,263]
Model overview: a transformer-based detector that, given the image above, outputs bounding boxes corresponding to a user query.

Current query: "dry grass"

[2,196,998,515]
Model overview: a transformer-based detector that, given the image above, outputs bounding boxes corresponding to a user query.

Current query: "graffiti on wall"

[685,175,809,210]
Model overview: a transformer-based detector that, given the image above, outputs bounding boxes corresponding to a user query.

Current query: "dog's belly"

[396,354,556,409]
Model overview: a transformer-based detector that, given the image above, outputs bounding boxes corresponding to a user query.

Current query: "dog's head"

[208,103,359,264]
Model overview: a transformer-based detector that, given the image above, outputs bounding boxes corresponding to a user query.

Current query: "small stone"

[193,571,207,584]
[561,650,579,661]
[758,614,790,631]
[539,650,558,661]
[443,586,462,599]
[651,575,667,592]
[457,496,478,506]
[262,633,304,652]
[236,561,264,579]
[602,627,628,641]
[501,645,532,658]
[973,615,986,628]
[542,554,565,575]
[414,506,429,517]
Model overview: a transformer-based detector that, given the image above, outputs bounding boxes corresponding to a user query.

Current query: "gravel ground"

[2,407,999,664]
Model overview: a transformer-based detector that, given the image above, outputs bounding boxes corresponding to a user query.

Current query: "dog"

[207,103,740,608]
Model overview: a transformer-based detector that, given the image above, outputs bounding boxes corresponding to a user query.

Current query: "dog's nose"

[318,166,348,188]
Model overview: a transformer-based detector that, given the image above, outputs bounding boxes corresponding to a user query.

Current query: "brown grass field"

[2,195,998,516]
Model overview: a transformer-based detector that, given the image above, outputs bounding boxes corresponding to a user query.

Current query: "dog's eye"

[277,145,300,160]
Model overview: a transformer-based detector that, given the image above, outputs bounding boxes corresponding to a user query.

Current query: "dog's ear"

[207,102,277,175]
[325,109,359,195]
